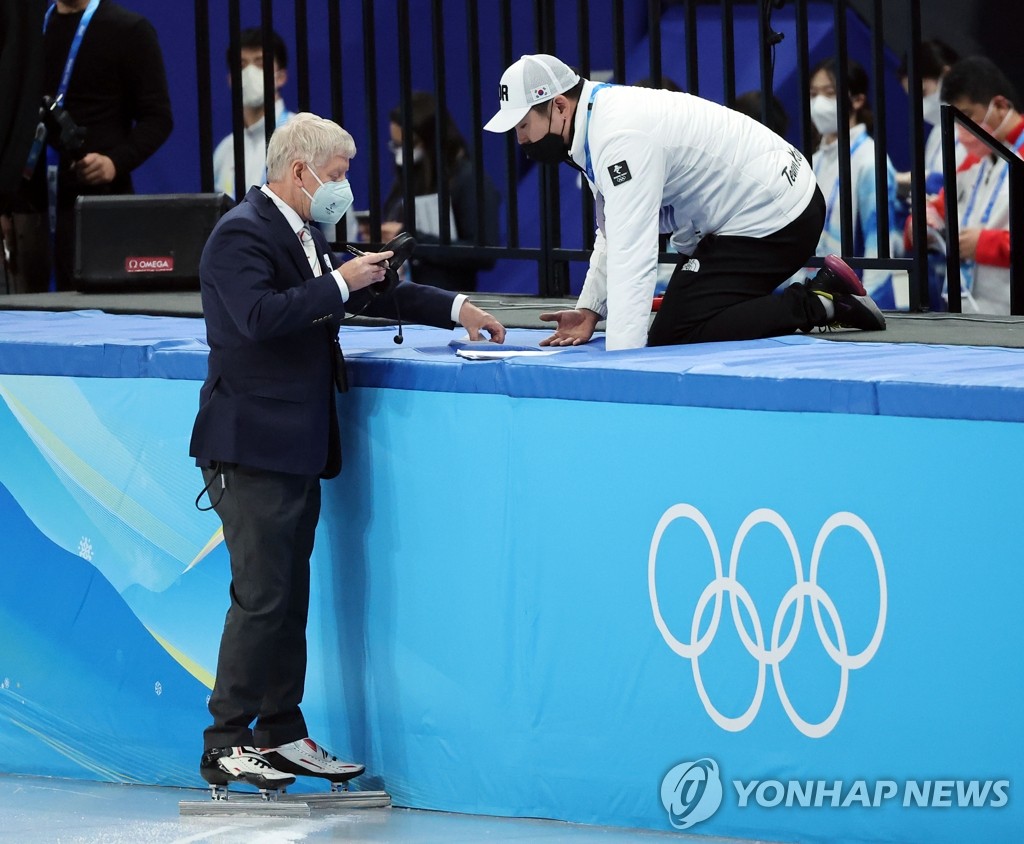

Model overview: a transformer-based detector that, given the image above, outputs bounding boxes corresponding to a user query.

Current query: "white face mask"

[922,90,942,126]
[301,163,354,224]
[393,147,425,168]
[240,64,271,109]
[810,95,839,136]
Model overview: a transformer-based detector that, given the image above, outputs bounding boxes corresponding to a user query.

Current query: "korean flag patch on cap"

[608,160,632,186]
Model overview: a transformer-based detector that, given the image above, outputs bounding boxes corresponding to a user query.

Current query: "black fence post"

[945,105,1024,315]
[432,0,452,245]
[260,0,275,151]
[940,104,961,313]
[1010,159,1024,315]
[194,0,214,194]
[905,0,928,311]
[228,0,244,204]
[193,0,938,304]
[834,0,854,259]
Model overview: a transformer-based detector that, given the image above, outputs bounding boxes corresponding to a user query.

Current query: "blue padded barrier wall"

[1,310,1023,842]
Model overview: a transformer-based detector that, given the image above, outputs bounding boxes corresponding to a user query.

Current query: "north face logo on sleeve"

[608,160,632,186]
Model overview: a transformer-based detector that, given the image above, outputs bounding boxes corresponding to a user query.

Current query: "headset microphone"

[377,233,415,343]
[344,233,415,343]
[393,297,404,344]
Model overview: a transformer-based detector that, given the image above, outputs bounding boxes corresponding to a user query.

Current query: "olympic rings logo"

[648,504,886,738]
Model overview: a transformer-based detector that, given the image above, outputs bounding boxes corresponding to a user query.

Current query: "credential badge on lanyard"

[959,132,1024,291]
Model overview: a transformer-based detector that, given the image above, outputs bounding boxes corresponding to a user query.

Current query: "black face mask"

[522,106,569,165]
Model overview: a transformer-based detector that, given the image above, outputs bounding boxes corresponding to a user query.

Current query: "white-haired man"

[484,54,885,350]
[190,112,504,789]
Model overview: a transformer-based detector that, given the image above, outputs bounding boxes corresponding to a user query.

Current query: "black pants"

[202,463,321,750]
[648,186,827,346]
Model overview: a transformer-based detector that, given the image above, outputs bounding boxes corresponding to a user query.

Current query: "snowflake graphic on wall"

[154,681,163,696]
[78,537,93,561]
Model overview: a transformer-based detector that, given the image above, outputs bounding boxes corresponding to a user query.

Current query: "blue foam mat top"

[3,309,1024,422]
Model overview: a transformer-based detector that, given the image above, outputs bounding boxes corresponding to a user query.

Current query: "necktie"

[300,224,346,391]
[298,225,322,276]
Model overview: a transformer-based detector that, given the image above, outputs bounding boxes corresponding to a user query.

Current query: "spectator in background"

[804,57,904,309]
[213,28,294,200]
[0,0,45,293]
[381,91,500,292]
[896,39,966,199]
[3,0,173,292]
[908,57,1023,314]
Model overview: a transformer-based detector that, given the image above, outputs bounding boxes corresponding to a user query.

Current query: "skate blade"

[179,788,391,816]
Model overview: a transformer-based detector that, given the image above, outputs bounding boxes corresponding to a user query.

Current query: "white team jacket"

[569,80,817,349]
[955,154,1012,314]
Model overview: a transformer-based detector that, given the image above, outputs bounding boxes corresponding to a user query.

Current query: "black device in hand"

[346,232,416,297]
[41,96,86,159]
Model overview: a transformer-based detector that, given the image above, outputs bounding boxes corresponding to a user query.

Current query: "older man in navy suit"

[190,112,504,791]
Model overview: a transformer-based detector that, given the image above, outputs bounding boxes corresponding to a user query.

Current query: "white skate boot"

[261,738,365,785]
[182,741,387,815]
[199,746,296,790]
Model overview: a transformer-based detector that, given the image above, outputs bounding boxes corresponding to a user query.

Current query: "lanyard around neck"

[824,130,871,233]
[957,130,1023,228]
[45,0,102,106]
[583,83,613,183]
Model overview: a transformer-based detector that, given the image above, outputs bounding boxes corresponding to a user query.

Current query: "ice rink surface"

[0,774,772,844]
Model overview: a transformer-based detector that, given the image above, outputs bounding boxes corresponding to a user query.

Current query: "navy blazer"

[190,186,459,478]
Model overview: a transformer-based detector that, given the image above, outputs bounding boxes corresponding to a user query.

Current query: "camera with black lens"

[41,95,86,159]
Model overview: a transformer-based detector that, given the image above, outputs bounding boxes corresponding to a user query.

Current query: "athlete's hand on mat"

[341,250,394,291]
[959,227,981,261]
[73,153,117,186]
[538,308,599,346]
[459,301,506,343]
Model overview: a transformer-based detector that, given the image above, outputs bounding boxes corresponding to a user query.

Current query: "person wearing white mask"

[190,112,504,793]
[896,39,966,199]
[806,57,906,309]
[381,91,501,292]
[211,28,295,200]
[914,57,1024,314]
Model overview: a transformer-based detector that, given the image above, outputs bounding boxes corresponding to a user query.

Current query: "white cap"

[483,54,581,133]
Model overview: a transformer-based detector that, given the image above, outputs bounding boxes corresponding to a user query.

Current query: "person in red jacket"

[906,57,1022,313]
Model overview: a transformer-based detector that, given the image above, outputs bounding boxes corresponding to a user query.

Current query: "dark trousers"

[648,186,827,346]
[5,207,78,292]
[201,463,321,750]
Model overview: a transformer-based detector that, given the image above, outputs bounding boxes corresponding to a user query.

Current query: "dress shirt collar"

[260,183,307,237]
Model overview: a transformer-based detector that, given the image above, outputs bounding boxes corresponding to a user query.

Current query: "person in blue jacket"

[189,112,504,790]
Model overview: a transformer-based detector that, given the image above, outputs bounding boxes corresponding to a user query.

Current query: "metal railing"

[940,104,1024,314]
[192,0,960,308]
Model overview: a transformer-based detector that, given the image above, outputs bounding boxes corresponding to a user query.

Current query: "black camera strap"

[23,0,100,185]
